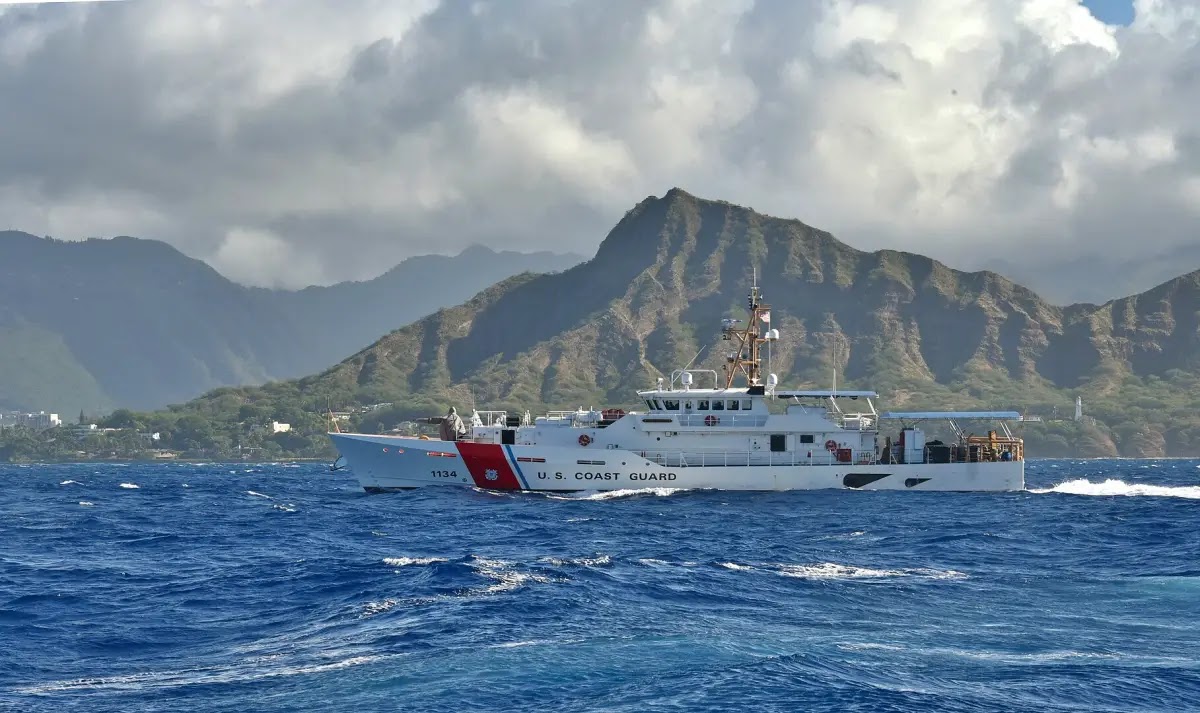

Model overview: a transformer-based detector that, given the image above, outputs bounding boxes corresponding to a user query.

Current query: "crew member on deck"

[439,407,467,441]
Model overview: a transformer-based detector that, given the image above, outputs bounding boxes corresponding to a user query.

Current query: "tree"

[102,409,140,430]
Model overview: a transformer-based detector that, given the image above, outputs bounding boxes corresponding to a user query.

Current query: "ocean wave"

[772,563,968,581]
[59,480,80,486]
[246,490,271,499]
[362,599,398,616]
[5,459,1199,712]
[383,556,448,567]
[118,483,139,489]
[13,654,389,695]
[1032,479,1200,499]
[490,638,584,649]
[539,554,612,567]
[547,487,690,501]
[469,556,554,594]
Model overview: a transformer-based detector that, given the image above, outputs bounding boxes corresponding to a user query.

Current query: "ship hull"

[330,433,1024,493]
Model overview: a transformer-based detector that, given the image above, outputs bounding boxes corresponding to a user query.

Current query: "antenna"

[682,344,707,371]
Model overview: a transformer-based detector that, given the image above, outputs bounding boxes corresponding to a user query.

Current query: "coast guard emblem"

[484,468,499,481]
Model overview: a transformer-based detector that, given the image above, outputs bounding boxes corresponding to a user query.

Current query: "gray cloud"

[1,0,1199,302]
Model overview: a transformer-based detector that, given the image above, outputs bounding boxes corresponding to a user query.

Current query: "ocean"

[1,460,1198,712]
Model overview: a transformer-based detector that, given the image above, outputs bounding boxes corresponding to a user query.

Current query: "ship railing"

[473,410,509,427]
[634,449,877,468]
[881,442,1024,465]
[674,414,770,428]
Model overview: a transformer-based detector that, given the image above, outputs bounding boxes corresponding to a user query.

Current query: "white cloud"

[212,227,327,289]
[1,0,1199,303]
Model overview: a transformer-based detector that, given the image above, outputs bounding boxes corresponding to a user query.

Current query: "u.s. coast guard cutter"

[330,283,1026,492]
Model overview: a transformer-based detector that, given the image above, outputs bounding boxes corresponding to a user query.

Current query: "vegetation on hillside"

[6,189,1200,461]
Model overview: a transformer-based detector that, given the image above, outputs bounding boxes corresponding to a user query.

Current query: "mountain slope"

[273,244,584,367]
[165,188,1200,457]
[307,188,1071,406]
[0,231,311,415]
[0,231,582,414]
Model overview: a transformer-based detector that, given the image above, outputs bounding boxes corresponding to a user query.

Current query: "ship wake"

[1032,479,1200,499]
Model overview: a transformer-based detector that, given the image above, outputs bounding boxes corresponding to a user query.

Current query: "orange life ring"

[825,439,838,451]
[579,434,592,447]
[704,414,718,426]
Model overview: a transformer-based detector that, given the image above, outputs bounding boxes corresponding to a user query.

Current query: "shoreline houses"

[0,411,61,431]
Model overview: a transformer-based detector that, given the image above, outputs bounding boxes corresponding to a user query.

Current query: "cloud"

[211,227,328,289]
[0,0,1198,303]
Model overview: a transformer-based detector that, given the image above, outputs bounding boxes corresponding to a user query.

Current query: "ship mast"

[722,270,771,389]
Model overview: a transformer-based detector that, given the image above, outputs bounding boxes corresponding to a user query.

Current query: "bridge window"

[697,399,709,410]
[727,400,740,411]
[645,400,655,411]
[799,434,815,444]
[741,399,752,410]
[711,400,724,411]
[663,399,680,411]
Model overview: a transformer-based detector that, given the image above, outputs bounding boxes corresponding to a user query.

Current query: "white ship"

[329,283,1026,493]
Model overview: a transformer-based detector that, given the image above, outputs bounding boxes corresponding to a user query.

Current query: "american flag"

[760,311,770,323]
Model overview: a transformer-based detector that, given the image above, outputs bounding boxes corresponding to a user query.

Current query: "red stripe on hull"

[454,442,523,490]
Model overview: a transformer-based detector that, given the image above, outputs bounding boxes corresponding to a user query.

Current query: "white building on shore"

[0,411,62,431]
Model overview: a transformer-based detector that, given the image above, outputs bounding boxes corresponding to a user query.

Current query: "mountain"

[166,188,1200,457]
[269,244,585,366]
[0,231,582,415]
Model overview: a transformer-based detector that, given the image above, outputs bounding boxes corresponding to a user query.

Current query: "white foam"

[59,480,80,486]
[469,556,553,594]
[490,638,583,649]
[362,599,398,616]
[837,642,907,652]
[383,556,447,567]
[78,501,94,507]
[14,654,386,695]
[246,490,271,499]
[773,562,967,581]
[1032,478,1200,499]
[635,558,699,569]
[540,554,611,567]
[550,487,689,501]
[118,483,139,489]
[272,504,296,513]
[718,562,753,571]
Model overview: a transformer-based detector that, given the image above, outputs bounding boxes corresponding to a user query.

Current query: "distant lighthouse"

[1074,396,1083,421]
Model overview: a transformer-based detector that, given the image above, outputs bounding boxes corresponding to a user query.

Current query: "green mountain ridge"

[0,230,583,415]
[165,188,1200,458]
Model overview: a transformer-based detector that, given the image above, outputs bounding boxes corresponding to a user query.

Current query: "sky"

[0,0,1196,304]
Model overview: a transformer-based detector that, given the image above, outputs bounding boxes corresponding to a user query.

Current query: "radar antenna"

[721,270,771,389]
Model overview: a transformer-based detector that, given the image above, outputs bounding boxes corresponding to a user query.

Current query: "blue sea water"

[1,460,1198,713]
